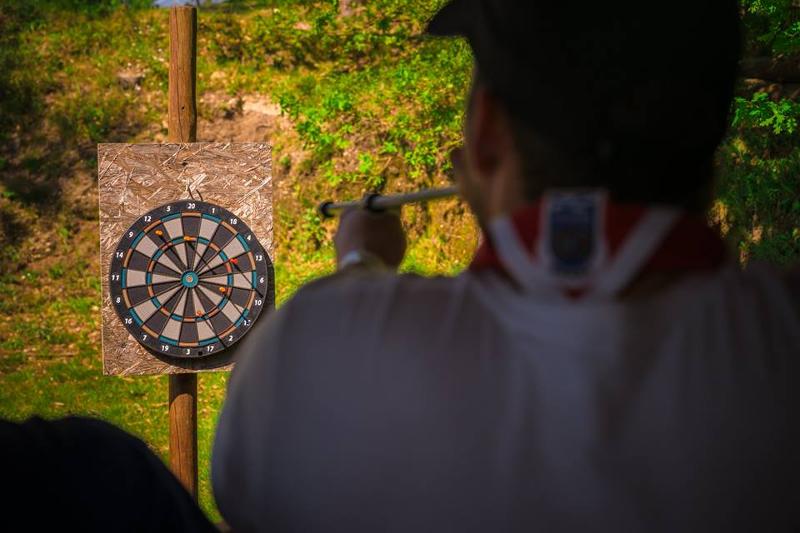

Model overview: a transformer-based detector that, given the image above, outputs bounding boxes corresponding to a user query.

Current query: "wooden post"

[170,373,198,498]
[168,5,198,500]
[168,6,197,143]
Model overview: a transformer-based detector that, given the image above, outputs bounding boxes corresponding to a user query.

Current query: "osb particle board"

[98,143,273,376]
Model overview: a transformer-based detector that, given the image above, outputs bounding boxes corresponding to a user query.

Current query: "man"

[213,1,799,531]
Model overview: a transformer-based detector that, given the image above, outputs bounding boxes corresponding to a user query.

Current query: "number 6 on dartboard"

[109,200,271,359]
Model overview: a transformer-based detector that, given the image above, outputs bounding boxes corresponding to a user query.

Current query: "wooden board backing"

[98,142,273,376]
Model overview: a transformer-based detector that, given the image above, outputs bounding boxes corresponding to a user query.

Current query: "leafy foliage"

[733,92,800,135]
[718,90,800,264]
[715,1,800,265]
[741,0,800,54]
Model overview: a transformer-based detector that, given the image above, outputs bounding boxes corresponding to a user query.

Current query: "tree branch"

[740,54,800,84]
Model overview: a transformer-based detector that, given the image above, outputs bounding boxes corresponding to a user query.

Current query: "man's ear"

[464,85,516,183]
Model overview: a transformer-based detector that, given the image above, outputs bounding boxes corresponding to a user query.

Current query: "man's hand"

[334,208,407,270]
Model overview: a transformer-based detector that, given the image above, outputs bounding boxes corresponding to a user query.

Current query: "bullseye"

[181,271,200,288]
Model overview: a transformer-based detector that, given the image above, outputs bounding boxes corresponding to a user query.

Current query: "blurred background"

[0,0,798,520]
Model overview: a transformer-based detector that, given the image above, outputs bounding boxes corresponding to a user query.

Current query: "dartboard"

[109,200,270,358]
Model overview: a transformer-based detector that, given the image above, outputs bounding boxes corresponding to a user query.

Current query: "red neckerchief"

[470,201,727,298]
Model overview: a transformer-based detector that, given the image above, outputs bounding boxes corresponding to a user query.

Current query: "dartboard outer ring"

[109,200,271,359]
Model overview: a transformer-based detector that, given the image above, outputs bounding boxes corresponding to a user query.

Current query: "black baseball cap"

[427,0,741,160]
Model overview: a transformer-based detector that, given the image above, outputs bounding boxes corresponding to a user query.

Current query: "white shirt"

[213,263,800,532]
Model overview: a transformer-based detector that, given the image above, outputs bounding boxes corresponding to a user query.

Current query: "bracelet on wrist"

[337,250,387,271]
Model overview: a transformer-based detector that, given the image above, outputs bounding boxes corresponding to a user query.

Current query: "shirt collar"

[470,191,727,299]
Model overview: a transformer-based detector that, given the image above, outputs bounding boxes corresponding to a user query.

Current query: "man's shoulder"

[735,261,800,310]
[271,270,485,343]
[710,262,800,347]
[291,270,470,308]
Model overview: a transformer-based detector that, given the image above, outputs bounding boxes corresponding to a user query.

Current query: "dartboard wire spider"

[182,211,241,276]
[181,237,257,321]
[183,236,254,293]
[148,227,220,326]
[183,216,258,287]
[149,211,256,309]
[195,233,239,276]
[227,258,265,297]
[151,229,190,273]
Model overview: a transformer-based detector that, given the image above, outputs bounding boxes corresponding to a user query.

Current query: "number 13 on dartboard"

[109,201,270,358]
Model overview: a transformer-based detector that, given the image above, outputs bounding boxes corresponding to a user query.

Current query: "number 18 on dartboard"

[109,201,270,358]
